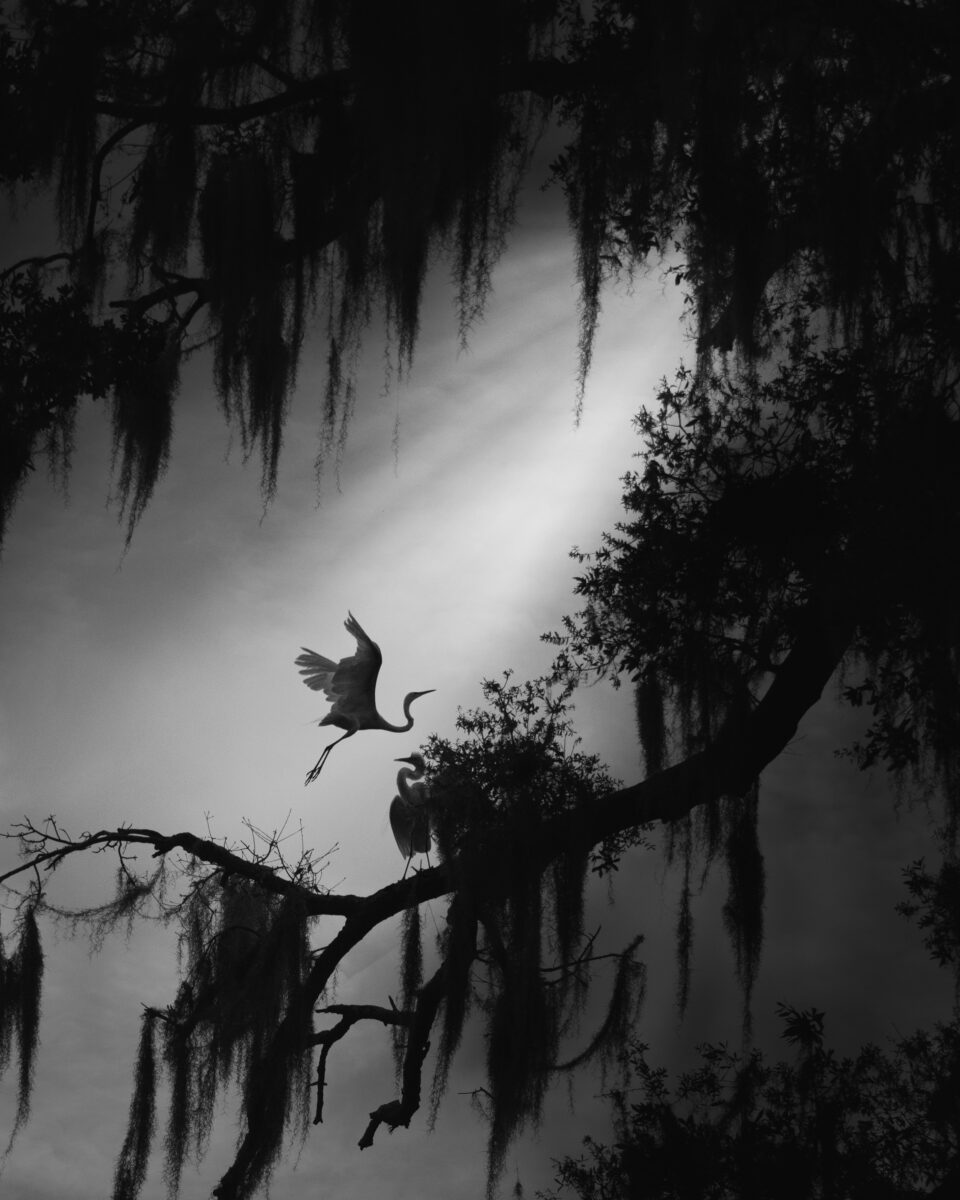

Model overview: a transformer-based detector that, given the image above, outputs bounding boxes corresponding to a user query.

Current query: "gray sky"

[0,188,950,1199]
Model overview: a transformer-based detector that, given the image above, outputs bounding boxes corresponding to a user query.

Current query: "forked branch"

[359,966,446,1150]
[310,1001,411,1125]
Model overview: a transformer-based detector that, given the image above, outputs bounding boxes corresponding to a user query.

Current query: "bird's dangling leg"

[401,851,432,880]
[304,747,331,785]
[304,729,354,785]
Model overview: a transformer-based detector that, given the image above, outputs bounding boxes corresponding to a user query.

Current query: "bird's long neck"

[380,715,415,733]
[397,765,424,799]
[380,694,420,733]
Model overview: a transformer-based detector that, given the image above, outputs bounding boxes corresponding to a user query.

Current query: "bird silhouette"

[296,613,434,784]
[389,753,432,877]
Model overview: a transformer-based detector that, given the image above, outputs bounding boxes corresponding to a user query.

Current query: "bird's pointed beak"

[395,755,419,765]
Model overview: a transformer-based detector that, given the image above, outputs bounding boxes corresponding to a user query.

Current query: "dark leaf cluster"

[543,1010,960,1200]
[411,676,647,1195]
[0,270,179,545]
[898,857,960,974]
[554,0,960,368]
[546,289,960,1055]
[551,298,960,807]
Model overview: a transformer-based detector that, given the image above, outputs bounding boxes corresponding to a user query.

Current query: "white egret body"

[296,613,434,783]
[389,753,432,877]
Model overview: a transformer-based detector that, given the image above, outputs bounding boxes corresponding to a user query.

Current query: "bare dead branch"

[359,967,445,1150]
[0,823,333,910]
[308,1003,413,1125]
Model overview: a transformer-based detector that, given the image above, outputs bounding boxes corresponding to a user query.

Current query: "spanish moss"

[0,906,44,1152]
[112,1010,158,1200]
[721,786,765,1042]
[152,878,312,1197]
[393,904,424,1078]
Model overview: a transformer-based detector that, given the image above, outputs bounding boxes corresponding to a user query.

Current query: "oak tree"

[2,2,959,1198]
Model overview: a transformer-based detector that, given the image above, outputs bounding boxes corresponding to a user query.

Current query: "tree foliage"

[550,303,960,795]
[546,294,960,1021]
[898,855,960,980]
[0,0,553,542]
[543,872,960,1200]
[542,1005,960,1200]
[555,0,960,365]
[2,0,957,543]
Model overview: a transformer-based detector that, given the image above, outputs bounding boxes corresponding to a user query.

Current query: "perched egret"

[296,613,434,784]
[389,753,432,877]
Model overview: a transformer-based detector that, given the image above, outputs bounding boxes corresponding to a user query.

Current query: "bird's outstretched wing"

[295,612,382,722]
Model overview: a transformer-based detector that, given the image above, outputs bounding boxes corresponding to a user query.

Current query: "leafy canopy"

[543,1005,960,1200]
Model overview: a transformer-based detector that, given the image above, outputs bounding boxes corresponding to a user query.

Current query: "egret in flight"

[389,753,432,877]
[296,613,435,784]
